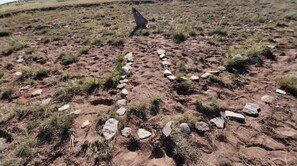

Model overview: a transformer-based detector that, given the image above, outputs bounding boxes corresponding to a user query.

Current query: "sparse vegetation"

[0,37,27,56]
[173,76,192,94]
[172,30,186,44]
[58,52,79,65]
[0,86,15,100]
[80,47,89,54]
[208,74,225,86]
[107,38,124,47]
[276,76,297,97]
[127,103,148,121]
[150,96,161,116]
[0,29,10,37]
[195,97,221,118]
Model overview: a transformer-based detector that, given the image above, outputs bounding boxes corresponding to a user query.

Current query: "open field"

[0,0,297,165]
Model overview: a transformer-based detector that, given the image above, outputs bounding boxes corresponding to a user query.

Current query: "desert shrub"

[127,103,148,121]
[172,30,186,44]
[276,76,297,97]
[58,52,79,65]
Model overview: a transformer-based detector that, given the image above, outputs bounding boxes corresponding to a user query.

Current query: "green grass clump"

[276,76,297,97]
[54,81,81,102]
[107,38,124,47]
[101,55,124,89]
[208,75,225,86]
[14,136,36,158]
[81,77,100,94]
[79,47,89,54]
[178,61,198,73]
[208,26,228,36]
[0,86,15,100]
[195,97,221,118]
[0,29,10,37]
[173,76,192,94]
[58,52,79,65]
[37,113,75,144]
[92,38,104,46]
[172,30,186,44]
[150,96,161,116]
[0,38,27,56]
[127,103,148,121]
[34,68,52,80]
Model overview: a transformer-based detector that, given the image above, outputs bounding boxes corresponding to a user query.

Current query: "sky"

[0,0,18,5]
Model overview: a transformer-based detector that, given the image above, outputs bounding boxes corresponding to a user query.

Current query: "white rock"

[161,61,171,67]
[261,95,274,103]
[120,79,129,84]
[31,89,42,96]
[209,70,220,74]
[116,107,126,116]
[137,128,152,139]
[68,109,81,115]
[58,104,70,112]
[41,98,52,106]
[117,99,127,106]
[210,117,225,129]
[16,58,24,63]
[124,52,134,62]
[180,123,191,134]
[162,121,172,137]
[121,89,128,96]
[201,72,211,79]
[121,127,131,137]
[102,118,118,140]
[161,58,168,61]
[117,83,126,89]
[164,70,172,76]
[267,44,275,49]
[190,75,199,81]
[167,75,176,81]
[20,85,30,90]
[120,75,127,79]
[225,111,245,122]
[81,120,90,129]
[160,53,166,59]
[15,71,22,76]
[122,65,132,75]
[217,66,226,72]
[276,89,286,95]
[157,49,166,55]
[232,54,244,62]
[181,76,188,80]
[242,103,260,116]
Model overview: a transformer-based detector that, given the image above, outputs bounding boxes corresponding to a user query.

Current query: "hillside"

[0,0,297,165]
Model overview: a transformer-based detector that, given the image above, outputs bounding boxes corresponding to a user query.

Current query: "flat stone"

[181,76,188,80]
[225,110,245,123]
[31,89,42,96]
[276,89,286,95]
[243,103,260,116]
[41,98,52,106]
[167,75,176,81]
[81,120,90,129]
[232,54,244,62]
[210,117,225,129]
[121,89,128,96]
[16,58,24,63]
[117,99,127,106]
[137,128,152,139]
[159,53,166,59]
[161,58,168,61]
[68,109,81,115]
[267,44,275,49]
[162,121,172,137]
[20,85,30,90]
[122,65,132,75]
[120,79,129,84]
[121,127,131,137]
[124,52,134,62]
[180,123,191,134]
[261,95,274,103]
[102,118,118,140]
[157,49,166,55]
[201,72,211,79]
[58,104,70,112]
[161,61,171,68]
[208,70,220,74]
[116,107,126,116]
[195,121,210,132]
[120,75,127,79]
[117,83,127,89]
[190,75,199,81]
[164,69,172,76]
[15,71,22,76]
[217,66,226,72]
